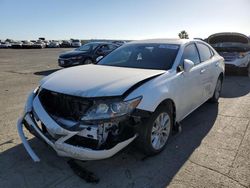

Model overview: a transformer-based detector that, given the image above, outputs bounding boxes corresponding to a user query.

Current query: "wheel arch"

[219,72,224,81]
[156,98,176,124]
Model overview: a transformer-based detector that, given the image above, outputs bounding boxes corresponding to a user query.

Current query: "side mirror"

[183,59,194,72]
[96,56,103,62]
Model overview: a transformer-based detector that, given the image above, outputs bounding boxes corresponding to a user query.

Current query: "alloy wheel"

[151,112,171,150]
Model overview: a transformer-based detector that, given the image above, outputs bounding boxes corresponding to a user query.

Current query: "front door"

[174,43,204,120]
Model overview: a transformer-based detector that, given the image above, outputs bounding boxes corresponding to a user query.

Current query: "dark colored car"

[58,42,119,67]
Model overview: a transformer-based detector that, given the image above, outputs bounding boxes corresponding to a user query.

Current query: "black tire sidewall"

[137,104,173,155]
[210,77,222,103]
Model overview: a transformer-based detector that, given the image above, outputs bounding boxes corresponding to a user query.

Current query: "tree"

[178,30,189,39]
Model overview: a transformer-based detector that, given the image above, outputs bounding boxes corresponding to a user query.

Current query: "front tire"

[136,103,173,156]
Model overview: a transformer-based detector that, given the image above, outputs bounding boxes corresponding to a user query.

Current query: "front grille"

[39,89,92,121]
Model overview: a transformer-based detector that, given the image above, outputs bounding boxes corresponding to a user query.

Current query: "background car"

[32,41,46,48]
[0,42,11,48]
[48,40,60,48]
[207,32,250,76]
[60,40,72,48]
[43,40,50,48]
[22,40,34,49]
[11,41,23,49]
[71,39,81,47]
[58,42,119,67]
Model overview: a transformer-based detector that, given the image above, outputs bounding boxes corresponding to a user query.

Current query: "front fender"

[125,72,177,113]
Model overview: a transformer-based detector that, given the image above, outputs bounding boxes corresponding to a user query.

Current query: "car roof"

[128,38,196,45]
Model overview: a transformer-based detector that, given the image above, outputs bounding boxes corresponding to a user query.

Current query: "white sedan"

[17,39,224,162]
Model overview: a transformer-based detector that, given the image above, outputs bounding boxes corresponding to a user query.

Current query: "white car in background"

[32,41,46,49]
[0,42,11,48]
[17,39,224,162]
[11,41,23,49]
[207,32,250,76]
[22,40,34,49]
[48,41,60,48]
[71,39,81,47]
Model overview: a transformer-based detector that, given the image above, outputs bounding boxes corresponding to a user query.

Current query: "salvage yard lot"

[0,49,249,188]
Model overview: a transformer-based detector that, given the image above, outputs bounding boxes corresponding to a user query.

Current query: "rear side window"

[183,44,200,65]
[197,43,212,62]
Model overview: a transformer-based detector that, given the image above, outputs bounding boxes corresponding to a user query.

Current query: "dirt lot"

[0,49,249,188]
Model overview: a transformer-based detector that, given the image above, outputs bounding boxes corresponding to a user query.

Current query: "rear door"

[196,42,216,102]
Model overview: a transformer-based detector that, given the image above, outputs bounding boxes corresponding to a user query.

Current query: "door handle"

[200,69,206,74]
[215,62,219,67]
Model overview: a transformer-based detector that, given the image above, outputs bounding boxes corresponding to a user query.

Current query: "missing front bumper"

[17,93,137,162]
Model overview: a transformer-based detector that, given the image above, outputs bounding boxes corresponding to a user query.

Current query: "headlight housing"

[81,96,142,121]
[238,52,246,58]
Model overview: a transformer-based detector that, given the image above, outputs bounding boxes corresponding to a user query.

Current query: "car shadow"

[34,68,61,76]
[221,76,250,98]
[0,102,218,187]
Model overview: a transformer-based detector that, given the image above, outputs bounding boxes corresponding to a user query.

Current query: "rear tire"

[209,77,222,103]
[135,103,173,156]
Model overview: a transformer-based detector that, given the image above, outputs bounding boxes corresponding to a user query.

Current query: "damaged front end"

[17,88,143,162]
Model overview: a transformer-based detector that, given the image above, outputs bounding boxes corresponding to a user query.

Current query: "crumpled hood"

[40,65,165,97]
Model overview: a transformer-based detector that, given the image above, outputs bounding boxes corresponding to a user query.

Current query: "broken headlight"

[81,96,142,121]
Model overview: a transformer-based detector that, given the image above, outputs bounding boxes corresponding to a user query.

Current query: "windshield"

[98,43,179,70]
[76,43,99,52]
[72,40,80,42]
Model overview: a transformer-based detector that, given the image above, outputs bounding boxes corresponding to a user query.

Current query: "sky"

[0,0,249,40]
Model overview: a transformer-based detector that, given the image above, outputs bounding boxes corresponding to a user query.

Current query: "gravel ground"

[0,49,249,188]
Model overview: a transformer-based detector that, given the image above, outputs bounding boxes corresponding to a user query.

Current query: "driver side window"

[183,44,200,65]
